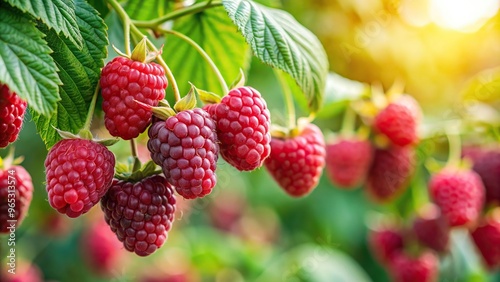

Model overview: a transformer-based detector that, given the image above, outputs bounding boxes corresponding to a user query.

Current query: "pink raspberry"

[147,109,218,199]
[45,139,115,218]
[471,211,500,269]
[100,56,167,140]
[389,251,439,282]
[100,175,176,257]
[0,84,27,148]
[0,165,33,233]
[369,227,404,265]
[412,204,450,253]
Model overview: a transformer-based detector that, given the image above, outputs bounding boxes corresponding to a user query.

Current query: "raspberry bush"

[1,0,500,281]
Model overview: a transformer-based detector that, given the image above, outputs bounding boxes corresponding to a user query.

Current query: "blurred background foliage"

[2,0,500,281]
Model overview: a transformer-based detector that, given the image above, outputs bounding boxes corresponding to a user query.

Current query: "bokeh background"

[2,0,500,281]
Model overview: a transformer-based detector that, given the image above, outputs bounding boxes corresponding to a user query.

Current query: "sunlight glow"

[429,0,499,32]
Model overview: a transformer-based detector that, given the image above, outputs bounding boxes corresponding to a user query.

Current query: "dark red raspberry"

[463,146,500,204]
[100,56,167,140]
[0,84,27,148]
[374,95,421,147]
[147,109,218,199]
[365,146,415,202]
[471,211,500,269]
[369,227,404,265]
[429,169,484,227]
[211,87,271,171]
[325,138,373,188]
[100,175,176,257]
[389,251,439,282]
[264,124,326,197]
[82,219,123,275]
[412,204,450,253]
[45,139,115,218]
[0,165,33,233]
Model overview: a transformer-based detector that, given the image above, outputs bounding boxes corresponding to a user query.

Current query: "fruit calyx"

[114,157,162,183]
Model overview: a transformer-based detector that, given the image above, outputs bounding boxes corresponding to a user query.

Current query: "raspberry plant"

[1,0,500,281]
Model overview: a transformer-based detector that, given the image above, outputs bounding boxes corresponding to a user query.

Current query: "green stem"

[340,103,356,137]
[82,84,100,131]
[445,127,462,168]
[159,28,229,94]
[106,0,131,55]
[130,138,138,158]
[132,1,223,29]
[275,70,296,129]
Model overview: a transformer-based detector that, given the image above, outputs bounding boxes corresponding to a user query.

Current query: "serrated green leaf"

[6,0,83,49]
[31,0,108,149]
[222,0,329,113]
[0,3,61,115]
[163,7,251,101]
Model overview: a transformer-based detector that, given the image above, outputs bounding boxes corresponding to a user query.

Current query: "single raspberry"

[471,211,500,269]
[0,84,27,148]
[374,95,421,147]
[325,138,373,188]
[100,56,167,140]
[463,147,500,204]
[147,109,218,199]
[0,165,33,233]
[389,251,439,282]
[45,139,115,218]
[202,103,218,117]
[82,219,123,276]
[211,87,271,171]
[412,204,450,253]
[429,169,484,227]
[100,175,176,257]
[365,146,415,202]
[264,124,326,197]
[369,227,404,265]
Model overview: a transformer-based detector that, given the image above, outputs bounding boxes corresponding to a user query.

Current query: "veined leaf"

[125,0,171,21]
[0,3,61,115]
[5,0,83,49]
[163,6,251,100]
[31,0,108,149]
[222,0,329,112]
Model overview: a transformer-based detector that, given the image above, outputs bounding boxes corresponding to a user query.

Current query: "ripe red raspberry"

[100,56,167,140]
[0,165,33,233]
[389,251,439,282]
[82,219,124,276]
[412,204,450,253]
[429,169,484,227]
[45,139,115,218]
[365,146,415,202]
[100,175,176,257]
[369,227,404,265]
[463,147,500,204]
[325,138,373,188]
[0,84,27,148]
[374,95,421,147]
[211,87,271,171]
[264,124,326,197]
[147,109,218,199]
[471,211,500,269]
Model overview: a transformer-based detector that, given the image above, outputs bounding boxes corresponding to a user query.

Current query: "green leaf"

[316,73,369,119]
[462,67,500,104]
[31,0,108,149]
[0,3,61,115]
[125,0,171,21]
[163,6,251,100]
[5,0,83,49]
[222,0,329,112]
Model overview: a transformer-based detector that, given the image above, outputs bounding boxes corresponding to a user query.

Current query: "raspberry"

[0,84,27,148]
[374,95,421,147]
[211,87,271,171]
[82,219,123,275]
[100,175,176,257]
[100,56,167,140]
[389,251,439,282]
[0,165,33,233]
[325,138,373,188]
[369,227,404,265]
[365,146,415,202]
[412,204,450,253]
[463,147,500,204]
[429,169,484,227]
[471,211,500,269]
[147,109,218,199]
[1,261,43,282]
[264,124,326,197]
[45,139,115,218]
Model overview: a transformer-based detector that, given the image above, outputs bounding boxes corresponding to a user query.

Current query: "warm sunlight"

[429,0,499,32]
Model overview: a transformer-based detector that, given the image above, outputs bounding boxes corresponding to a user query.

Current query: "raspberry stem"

[82,84,100,132]
[445,124,462,168]
[340,103,356,137]
[275,70,296,130]
[158,28,229,94]
[130,138,138,158]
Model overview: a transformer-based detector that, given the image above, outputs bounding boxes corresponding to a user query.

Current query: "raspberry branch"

[445,123,462,168]
[274,69,296,130]
[340,103,356,137]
